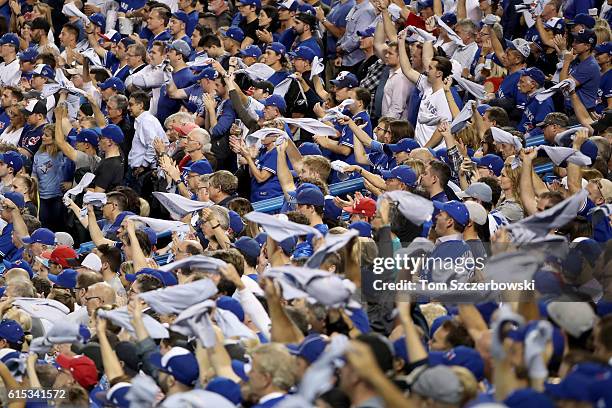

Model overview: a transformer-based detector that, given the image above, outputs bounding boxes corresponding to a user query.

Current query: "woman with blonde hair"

[0,106,26,146]
[11,174,39,217]
[33,124,66,231]
[494,159,524,223]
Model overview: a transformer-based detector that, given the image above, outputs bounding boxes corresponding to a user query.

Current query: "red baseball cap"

[172,123,200,136]
[56,354,99,390]
[45,245,78,268]
[342,197,377,218]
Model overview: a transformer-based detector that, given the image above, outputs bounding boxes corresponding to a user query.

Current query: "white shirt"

[130,111,167,168]
[382,67,413,120]
[414,75,452,147]
[451,41,479,70]
[125,63,170,116]
[0,58,21,87]
[0,126,24,146]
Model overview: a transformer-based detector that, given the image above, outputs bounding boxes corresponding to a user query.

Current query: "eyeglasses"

[84,296,101,303]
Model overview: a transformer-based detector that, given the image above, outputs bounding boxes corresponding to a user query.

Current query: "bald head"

[85,282,117,315]
[4,268,31,284]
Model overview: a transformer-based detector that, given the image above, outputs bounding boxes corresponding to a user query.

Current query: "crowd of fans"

[0,0,608,406]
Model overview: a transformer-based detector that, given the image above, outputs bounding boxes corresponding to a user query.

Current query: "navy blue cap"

[387,138,420,153]
[430,315,453,338]
[544,17,565,33]
[433,200,470,227]
[264,94,287,113]
[142,227,157,247]
[101,124,124,144]
[298,3,315,15]
[217,296,245,321]
[126,268,177,286]
[267,42,286,56]
[238,0,261,7]
[100,29,122,44]
[568,13,596,28]
[357,27,376,38]
[520,67,545,87]
[289,46,316,63]
[149,347,199,386]
[349,221,372,237]
[296,187,325,206]
[18,47,38,62]
[228,210,245,235]
[298,142,322,156]
[393,336,409,364]
[595,41,612,55]
[573,29,597,46]
[279,236,297,255]
[505,388,555,408]
[206,377,242,405]
[0,33,19,48]
[221,27,245,43]
[239,45,262,59]
[232,236,261,260]
[417,0,433,10]
[98,77,126,92]
[185,159,213,175]
[381,165,417,187]
[0,319,24,344]
[3,191,24,209]
[52,268,78,289]
[279,0,298,11]
[76,129,100,147]
[330,71,358,89]
[292,334,327,364]
[476,104,491,116]
[0,151,23,172]
[428,346,485,381]
[33,64,55,80]
[545,370,592,401]
[2,259,34,278]
[473,154,504,176]
[22,228,55,245]
[171,10,189,24]
[254,232,268,248]
[441,12,457,26]
[195,67,219,81]
[89,13,106,29]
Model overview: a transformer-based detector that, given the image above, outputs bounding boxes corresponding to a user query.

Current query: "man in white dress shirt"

[0,34,22,87]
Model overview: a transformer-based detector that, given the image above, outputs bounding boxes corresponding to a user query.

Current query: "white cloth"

[159,254,228,273]
[97,307,169,339]
[491,126,522,151]
[152,191,212,220]
[137,278,218,315]
[282,118,337,137]
[537,145,592,166]
[380,190,434,225]
[129,111,167,168]
[13,298,70,322]
[244,211,324,242]
[130,215,190,234]
[82,191,107,206]
[63,172,96,203]
[436,15,465,46]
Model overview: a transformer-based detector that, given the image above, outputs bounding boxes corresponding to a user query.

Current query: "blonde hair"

[251,343,296,391]
[595,26,611,44]
[503,159,522,203]
[402,158,425,178]
[450,366,478,406]
[457,125,481,151]
[41,124,60,157]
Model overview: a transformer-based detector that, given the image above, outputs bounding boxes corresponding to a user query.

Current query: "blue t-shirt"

[104,51,120,73]
[250,148,285,202]
[325,0,354,58]
[0,109,10,134]
[279,28,298,51]
[0,223,15,260]
[497,70,527,111]
[33,151,65,198]
[568,55,601,110]
[519,94,554,134]
[368,141,394,174]
[597,68,612,113]
[563,0,594,19]
[183,83,204,114]
[267,71,291,86]
[156,67,196,123]
[186,10,199,36]
[293,37,322,58]
[140,29,172,50]
[330,110,372,183]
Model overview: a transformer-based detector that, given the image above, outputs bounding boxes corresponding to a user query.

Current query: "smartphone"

[234,119,243,128]
[543,175,559,186]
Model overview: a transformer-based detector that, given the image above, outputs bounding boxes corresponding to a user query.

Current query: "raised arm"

[397,30,421,84]
[374,19,388,60]
[96,317,126,382]
[276,143,297,197]
[126,219,149,272]
[263,277,304,343]
[519,148,539,216]
[456,0,467,19]
[54,104,79,162]
[87,205,116,246]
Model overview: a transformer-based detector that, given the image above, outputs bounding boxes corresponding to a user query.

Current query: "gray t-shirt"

[75,151,101,172]
[495,199,524,223]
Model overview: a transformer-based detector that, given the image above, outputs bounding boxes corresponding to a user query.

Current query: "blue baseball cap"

[264,94,287,113]
[33,64,55,81]
[296,187,325,206]
[429,315,453,338]
[142,227,157,247]
[239,45,262,59]
[238,0,261,7]
[101,124,125,144]
[387,138,420,153]
[476,104,491,116]
[433,200,470,227]
[150,347,199,386]
[22,227,55,245]
[185,159,213,175]
[545,370,593,401]
[292,334,327,364]
[568,13,596,29]
[89,13,106,29]
[171,11,189,24]
[49,268,78,289]
[231,360,251,382]
[99,77,126,92]
[2,259,33,278]
[324,197,342,221]
[18,47,38,62]
[232,236,261,260]
[595,41,612,55]
[100,29,122,44]
[228,210,245,235]
[206,377,242,405]
[76,129,100,147]
[279,0,298,11]
[195,67,219,81]
[297,3,315,15]
[3,191,24,209]
[298,142,322,156]
[573,29,597,46]
[126,268,178,286]
[544,17,565,34]
[0,33,19,48]
[168,39,192,58]
[267,42,286,56]
[473,154,504,176]
[381,165,417,187]
[428,346,485,381]
[279,236,297,255]
[393,337,409,364]
[330,71,358,89]
[520,67,545,87]
[441,12,457,26]
[289,46,316,63]
[254,232,268,248]
[349,221,372,237]
[217,296,245,321]
[357,27,376,38]
[417,0,433,10]
[0,319,24,345]
[0,151,23,173]
[504,388,555,408]
[221,27,245,43]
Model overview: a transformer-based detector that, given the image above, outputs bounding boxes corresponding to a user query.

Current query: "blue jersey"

[267,71,291,86]
[156,67,196,123]
[118,0,145,13]
[18,123,45,156]
[0,108,10,134]
[186,10,199,36]
[519,94,554,135]
[250,148,284,202]
[330,110,372,183]
[33,151,66,199]
[104,51,120,73]
[183,83,204,114]
[597,68,612,113]
[325,0,354,58]
[279,28,298,51]
[563,0,595,19]
[568,55,601,110]
[497,70,527,111]
[293,37,322,58]
[0,223,15,260]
